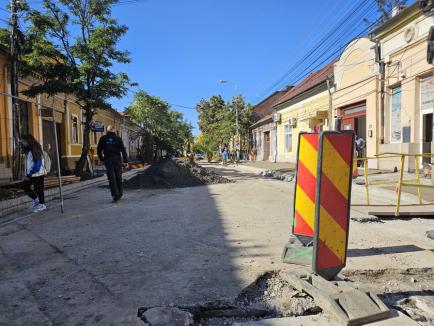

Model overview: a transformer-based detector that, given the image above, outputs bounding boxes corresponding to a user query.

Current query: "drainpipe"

[274,120,278,163]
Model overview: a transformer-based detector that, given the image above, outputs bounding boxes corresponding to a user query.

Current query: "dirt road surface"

[0,163,433,325]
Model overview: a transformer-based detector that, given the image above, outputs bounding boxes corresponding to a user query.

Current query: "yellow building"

[273,62,334,163]
[0,50,140,184]
[334,3,434,170]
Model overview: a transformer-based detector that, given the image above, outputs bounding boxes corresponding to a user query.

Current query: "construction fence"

[357,152,434,216]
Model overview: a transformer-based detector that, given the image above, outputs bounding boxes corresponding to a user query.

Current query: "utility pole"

[10,0,21,180]
[375,41,386,144]
[235,97,240,151]
[326,77,334,130]
[219,80,241,160]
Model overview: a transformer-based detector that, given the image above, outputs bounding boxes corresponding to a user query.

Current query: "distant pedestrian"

[97,125,128,202]
[222,146,228,165]
[355,134,366,167]
[21,134,47,213]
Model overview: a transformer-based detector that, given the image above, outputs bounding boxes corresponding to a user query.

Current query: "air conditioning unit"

[273,113,281,123]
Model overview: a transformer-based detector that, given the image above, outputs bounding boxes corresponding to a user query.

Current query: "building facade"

[250,91,285,161]
[273,62,334,163]
[0,50,141,184]
[334,3,434,170]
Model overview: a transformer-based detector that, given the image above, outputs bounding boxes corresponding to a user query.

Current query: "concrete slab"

[232,310,418,326]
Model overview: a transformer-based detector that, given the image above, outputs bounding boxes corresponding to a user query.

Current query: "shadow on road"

[347,244,426,258]
[0,176,264,324]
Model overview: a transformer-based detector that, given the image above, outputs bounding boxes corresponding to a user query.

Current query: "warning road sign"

[313,131,354,280]
[292,133,319,245]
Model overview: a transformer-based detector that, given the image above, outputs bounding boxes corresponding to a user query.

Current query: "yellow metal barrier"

[357,153,434,216]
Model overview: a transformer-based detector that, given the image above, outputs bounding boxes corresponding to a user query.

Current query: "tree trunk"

[74,108,93,176]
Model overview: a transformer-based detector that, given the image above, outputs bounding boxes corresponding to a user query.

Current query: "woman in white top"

[20,134,47,212]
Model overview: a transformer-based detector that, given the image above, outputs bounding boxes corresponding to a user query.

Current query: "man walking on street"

[97,125,128,202]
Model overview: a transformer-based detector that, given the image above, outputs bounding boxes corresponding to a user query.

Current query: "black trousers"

[104,158,123,199]
[24,175,45,204]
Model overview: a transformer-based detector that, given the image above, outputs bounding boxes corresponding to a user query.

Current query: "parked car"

[194,152,204,160]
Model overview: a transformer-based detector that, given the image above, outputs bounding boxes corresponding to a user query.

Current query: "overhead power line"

[257,0,386,102]
[287,3,380,87]
[259,0,374,98]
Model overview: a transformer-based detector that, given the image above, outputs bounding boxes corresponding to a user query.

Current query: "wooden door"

[42,120,62,174]
[263,132,270,161]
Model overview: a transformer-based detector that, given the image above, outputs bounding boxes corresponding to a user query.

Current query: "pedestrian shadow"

[347,244,426,257]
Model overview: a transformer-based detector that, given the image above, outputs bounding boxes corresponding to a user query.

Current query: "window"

[93,132,98,145]
[19,101,29,137]
[390,85,402,143]
[421,75,434,112]
[284,123,292,152]
[71,115,79,143]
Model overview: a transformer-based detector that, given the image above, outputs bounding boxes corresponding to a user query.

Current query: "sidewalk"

[0,166,147,218]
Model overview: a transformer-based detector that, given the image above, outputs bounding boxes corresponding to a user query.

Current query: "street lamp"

[219,80,240,159]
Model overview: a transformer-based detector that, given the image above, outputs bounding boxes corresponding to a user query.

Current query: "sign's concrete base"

[280,270,392,326]
[232,310,418,326]
[281,235,312,266]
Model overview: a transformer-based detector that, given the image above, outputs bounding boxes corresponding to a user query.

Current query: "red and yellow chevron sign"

[313,132,354,280]
[293,133,319,242]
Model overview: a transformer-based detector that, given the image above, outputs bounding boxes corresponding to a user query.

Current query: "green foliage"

[0,29,9,48]
[196,94,253,153]
[125,90,193,160]
[21,0,134,174]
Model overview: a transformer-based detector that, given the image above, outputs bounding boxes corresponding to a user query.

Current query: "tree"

[196,95,232,153]
[22,0,133,175]
[125,90,192,161]
[196,94,252,155]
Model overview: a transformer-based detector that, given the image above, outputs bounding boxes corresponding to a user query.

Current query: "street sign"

[292,133,319,245]
[91,120,104,132]
[313,131,354,280]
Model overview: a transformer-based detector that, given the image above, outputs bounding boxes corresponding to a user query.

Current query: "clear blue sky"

[0,0,407,134]
[108,0,392,135]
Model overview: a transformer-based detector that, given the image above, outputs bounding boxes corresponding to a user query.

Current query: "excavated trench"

[138,271,322,326]
[138,268,434,326]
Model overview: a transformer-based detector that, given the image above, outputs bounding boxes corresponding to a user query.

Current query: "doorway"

[42,120,62,174]
[263,131,270,161]
[422,113,433,164]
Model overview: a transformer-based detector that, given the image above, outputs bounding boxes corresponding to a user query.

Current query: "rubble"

[124,158,232,189]
[259,170,293,182]
[138,272,321,326]
[350,215,384,223]
[234,272,321,318]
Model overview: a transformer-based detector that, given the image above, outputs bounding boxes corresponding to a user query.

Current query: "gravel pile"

[124,158,231,189]
[235,271,321,318]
